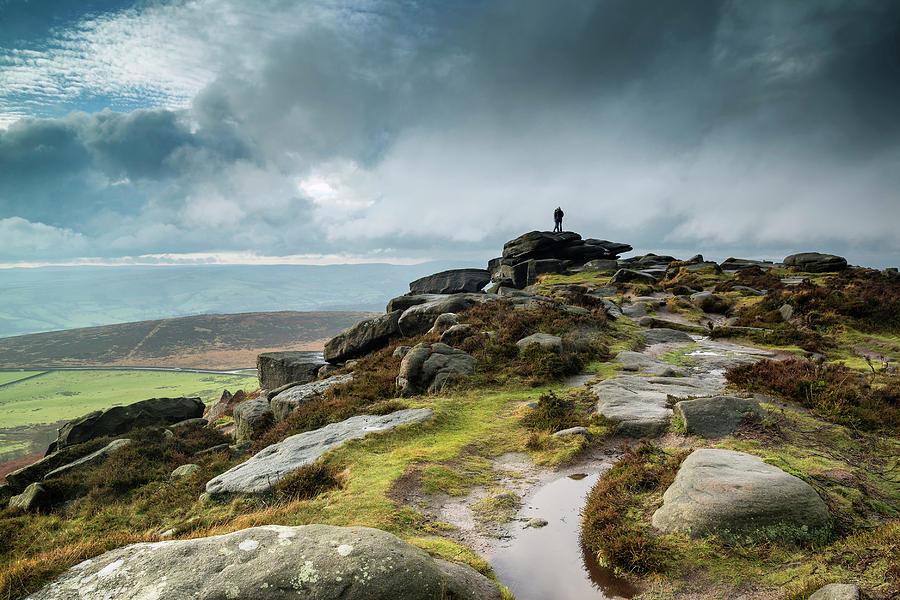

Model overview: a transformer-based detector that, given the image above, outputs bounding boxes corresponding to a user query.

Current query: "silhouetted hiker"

[553,206,564,232]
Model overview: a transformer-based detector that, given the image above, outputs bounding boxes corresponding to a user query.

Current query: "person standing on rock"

[553,206,564,232]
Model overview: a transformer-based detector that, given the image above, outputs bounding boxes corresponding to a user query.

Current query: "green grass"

[0,372,44,386]
[0,370,256,429]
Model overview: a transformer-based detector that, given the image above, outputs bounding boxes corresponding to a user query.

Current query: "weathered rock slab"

[270,374,354,422]
[652,449,829,541]
[396,343,476,396]
[323,311,402,364]
[409,268,491,294]
[257,352,324,389]
[784,252,848,273]
[24,524,500,600]
[640,328,694,344]
[674,396,765,438]
[44,439,132,480]
[48,397,204,452]
[206,409,433,495]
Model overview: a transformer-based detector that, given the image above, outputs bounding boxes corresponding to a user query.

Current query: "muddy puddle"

[490,472,637,600]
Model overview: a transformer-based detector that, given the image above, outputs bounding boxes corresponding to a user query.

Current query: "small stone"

[171,464,201,479]
[808,583,860,600]
[779,304,794,321]
[525,518,548,528]
[551,426,590,438]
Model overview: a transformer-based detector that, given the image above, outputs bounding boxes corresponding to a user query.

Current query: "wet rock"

[257,352,324,389]
[170,463,200,479]
[47,396,204,453]
[613,351,686,377]
[206,409,433,496]
[44,439,132,480]
[516,333,563,353]
[674,396,765,438]
[396,343,476,396]
[324,311,402,364]
[609,269,658,284]
[270,374,354,422]
[784,252,848,273]
[808,583,860,600]
[429,312,459,334]
[409,268,491,294]
[640,328,694,344]
[24,524,501,600]
[652,449,829,541]
[232,396,273,444]
[9,482,51,512]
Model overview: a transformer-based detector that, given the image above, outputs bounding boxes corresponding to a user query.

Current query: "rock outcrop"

[204,389,246,422]
[44,439,132,480]
[409,268,491,294]
[9,482,51,512]
[673,396,765,438]
[784,252,848,273]
[47,397,204,453]
[640,328,694,344]
[233,396,273,444]
[24,524,501,600]
[397,295,486,337]
[324,310,402,364]
[652,449,829,541]
[257,352,324,390]
[206,409,433,496]
[270,374,353,422]
[396,343,476,396]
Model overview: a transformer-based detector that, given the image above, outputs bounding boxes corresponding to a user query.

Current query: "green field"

[0,371,44,386]
[0,370,257,460]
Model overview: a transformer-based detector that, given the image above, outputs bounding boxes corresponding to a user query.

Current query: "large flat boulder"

[271,374,354,422]
[47,397,204,452]
[396,343,476,397]
[409,268,491,294]
[784,252,848,273]
[324,310,402,364]
[206,409,433,496]
[592,374,721,437]
[652,449,829,541]
[257,352,324,389]
[674,396,765,438]
[24,524,501,600]
[613,351,685,377]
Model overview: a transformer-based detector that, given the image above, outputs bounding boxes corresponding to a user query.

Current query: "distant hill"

[0,261,472,338]
[0,311,376,369]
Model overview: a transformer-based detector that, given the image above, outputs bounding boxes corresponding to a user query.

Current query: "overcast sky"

[1,0,898,268]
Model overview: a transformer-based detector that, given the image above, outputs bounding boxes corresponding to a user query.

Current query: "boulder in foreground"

[652,449,829,541]
[409,268,491,294]
[48,397,204,452]
[24,524,501,600]
[206,408,433,495]
[674,396,765,438]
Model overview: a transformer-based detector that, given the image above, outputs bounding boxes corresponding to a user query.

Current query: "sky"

[0,0,898,269]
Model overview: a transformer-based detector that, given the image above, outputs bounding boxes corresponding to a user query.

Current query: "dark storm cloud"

[1,0,898,264]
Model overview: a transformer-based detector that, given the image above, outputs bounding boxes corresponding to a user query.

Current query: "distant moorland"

[0,310,376,369]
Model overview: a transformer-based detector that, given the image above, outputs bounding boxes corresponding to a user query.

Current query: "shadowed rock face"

[408,268,491,294]
[396,343,476,396]
[24,524,501,600]
[323,311,402,364]
[652,449,829,541]
[257,352,324,389]
[47,397,204,453]
[784,252,848,273]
